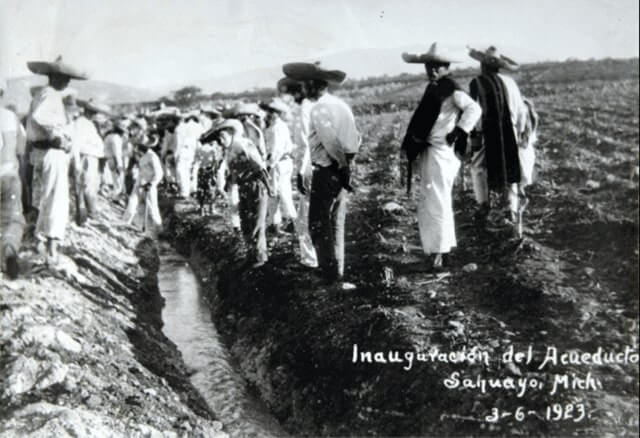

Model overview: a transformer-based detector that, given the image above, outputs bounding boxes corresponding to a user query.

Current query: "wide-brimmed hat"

[27,55,89,80]
[131,117,148,131]
[468,46,519,71]
[233,102,262,118]
[200,104,221,116]
[282,61,346,84]
[200,118,244,144]
[265,99,290,115]
[78,98,113,116]
[135,134,160,149]
[401,42,459,64]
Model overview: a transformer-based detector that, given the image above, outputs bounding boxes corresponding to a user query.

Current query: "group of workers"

[0,42,537,285]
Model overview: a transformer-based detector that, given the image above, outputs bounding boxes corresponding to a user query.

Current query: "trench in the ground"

[157,242,287,438]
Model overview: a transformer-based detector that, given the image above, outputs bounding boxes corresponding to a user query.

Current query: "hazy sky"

[1,0,638,90]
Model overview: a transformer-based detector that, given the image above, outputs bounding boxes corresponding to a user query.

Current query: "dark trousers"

[309,166,347,282]
[1,172,26,261]
[238,180,268,263]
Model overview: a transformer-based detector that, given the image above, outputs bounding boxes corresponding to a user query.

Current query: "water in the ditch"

[158,245,286,438]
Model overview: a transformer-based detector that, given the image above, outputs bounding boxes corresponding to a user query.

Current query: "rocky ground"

[162,72,638,436]
[0,198,228,437]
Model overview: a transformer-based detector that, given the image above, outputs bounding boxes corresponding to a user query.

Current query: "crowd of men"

[0,43,538,285]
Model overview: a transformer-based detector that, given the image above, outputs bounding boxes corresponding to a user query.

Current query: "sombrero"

[468,46,519,71]
[27,55,89,80]
[78,98,113,116]
[135,134,160,149]
[265,99,290,115]
[200,104,221,116]
[233,102,262,117]
[282,61,346,84]
[200,118,244,143]
[401,42,459,64]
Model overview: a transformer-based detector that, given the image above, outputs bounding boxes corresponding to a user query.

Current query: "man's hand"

[338,165,354,192]
[445,126,468,147]
[296,173,306,195]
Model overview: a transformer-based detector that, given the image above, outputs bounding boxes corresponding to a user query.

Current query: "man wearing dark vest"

[467,46,534,232]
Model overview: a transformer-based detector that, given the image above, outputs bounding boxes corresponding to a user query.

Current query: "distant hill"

[165,44,548,94]
[4,76,161,115]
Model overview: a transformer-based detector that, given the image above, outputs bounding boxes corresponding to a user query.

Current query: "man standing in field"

[282,62,360,286]
[0,78,27,279]
[467,46,536,233]
[26,56,88,266]
[401,43,481,272]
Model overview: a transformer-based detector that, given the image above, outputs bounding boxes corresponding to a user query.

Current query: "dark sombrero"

[27,55,89,80]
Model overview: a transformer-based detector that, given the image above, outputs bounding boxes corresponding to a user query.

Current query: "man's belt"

[29,139,63,150]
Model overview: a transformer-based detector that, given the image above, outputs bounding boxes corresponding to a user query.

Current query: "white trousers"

[175,155,194,197]
[123,183,162,232]
[417,145,460,254]
[35,149,70,241]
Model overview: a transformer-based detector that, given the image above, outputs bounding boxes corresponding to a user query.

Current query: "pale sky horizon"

[1,0,638,91]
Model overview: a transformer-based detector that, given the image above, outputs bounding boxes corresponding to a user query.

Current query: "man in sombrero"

[201,119,272,267]
[282,61,360,286]
[467,46,536,234]
[68,96,107,225]
[123,134,164,234]
[25,55,88,265]
[401,43,482,272]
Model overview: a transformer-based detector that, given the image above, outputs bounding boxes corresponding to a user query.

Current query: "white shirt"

[291,99,313,175]
[72,116,105,158]
[174,120,204,161]
[0,107,26,175]
[265,117,295,167]
[309,93,360,168]
[138,149,164,186]
[104,132,124,168]
[26,86,70,142]
[427,89,482,148]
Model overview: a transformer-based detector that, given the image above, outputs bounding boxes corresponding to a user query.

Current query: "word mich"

[351,344,490,370]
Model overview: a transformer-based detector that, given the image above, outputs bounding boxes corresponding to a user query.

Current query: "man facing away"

[467,46,535,233]
[282,62,360,286]
[0,77,27,279]
[401,43,481,272]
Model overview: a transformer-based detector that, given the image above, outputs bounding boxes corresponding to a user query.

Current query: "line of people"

[1,43,538,286]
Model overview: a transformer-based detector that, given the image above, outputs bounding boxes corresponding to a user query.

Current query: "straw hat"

[468,46,519,71]
[200,118,244,144]
[265,99,290,115]
[27,55,88,80]
[78,98,113,116]
[401,42,459,64]
[233,102,262,118]
[135,134,160,149]
[282,61,346,84]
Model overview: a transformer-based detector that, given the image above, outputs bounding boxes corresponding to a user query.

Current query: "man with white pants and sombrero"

[401,43,481,272]
[26,56,88,266]
[123,134,164,234]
